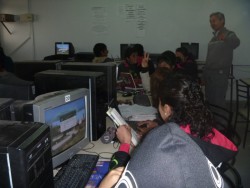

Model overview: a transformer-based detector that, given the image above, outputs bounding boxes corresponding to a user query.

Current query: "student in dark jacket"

[92,43,113,63]
[175,46,198,81]
[118,46,154,80]
[156,73,237,165]
[111,73,237,167]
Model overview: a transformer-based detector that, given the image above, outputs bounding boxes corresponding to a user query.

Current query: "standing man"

[203,12,240,107]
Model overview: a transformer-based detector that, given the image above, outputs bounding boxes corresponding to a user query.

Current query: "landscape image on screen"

[45,97,86,156]
[56,44,69,55]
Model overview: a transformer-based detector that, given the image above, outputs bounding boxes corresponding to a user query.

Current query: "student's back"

[92,43,113,63]
[114,123,227,188]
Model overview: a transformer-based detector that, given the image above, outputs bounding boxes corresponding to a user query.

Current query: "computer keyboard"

[54,154,99,188]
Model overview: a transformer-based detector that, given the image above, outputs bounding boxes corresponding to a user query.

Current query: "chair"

[207,103,243,188]
[207,103,241,147]
[234,79,250,148]
[219,162,243,188]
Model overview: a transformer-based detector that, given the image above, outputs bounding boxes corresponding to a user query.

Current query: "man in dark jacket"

[203,12,240,108]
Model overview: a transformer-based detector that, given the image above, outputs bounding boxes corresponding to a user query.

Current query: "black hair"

[134,44,144,56]
[93,43,107,57]
[176,47,189,57]
[157,50,176,67]
[157,73,214,139]
[150,67,172,108]
[125,46,137,58]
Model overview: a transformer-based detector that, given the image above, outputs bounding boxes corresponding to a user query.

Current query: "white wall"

[0,0,249,70]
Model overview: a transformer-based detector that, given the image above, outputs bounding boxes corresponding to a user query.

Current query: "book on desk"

[86,160,110,188]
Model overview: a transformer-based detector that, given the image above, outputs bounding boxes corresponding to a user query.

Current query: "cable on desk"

[113,141,120,149]
[98,152,113,160]
[82,142,95,151]
[80,141,120,160]
[80,149,100,157]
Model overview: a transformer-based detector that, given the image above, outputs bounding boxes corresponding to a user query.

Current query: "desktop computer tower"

[34,69,107,141]
[0,120,54,188]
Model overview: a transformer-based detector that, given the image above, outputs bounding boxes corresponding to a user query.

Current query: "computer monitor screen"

[23,88,90,168]
[55,43,70,55]
[55,42,75,57]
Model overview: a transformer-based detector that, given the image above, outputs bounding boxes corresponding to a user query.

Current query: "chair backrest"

[219,162,243,188]
[207,103,241,147]
[236,79,250,119]
[208,103,243,188]
[207,103,232,130]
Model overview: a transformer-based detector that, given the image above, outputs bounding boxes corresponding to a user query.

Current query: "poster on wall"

[136,4,146,37]
[91,7,108,35]
[118,4,147,37]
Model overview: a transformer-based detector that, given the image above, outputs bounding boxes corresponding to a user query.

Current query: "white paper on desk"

[118,104,157,121]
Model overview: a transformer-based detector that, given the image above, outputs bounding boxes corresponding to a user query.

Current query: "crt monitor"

[22,88,90,168]
[34,70,107,141]
[61,62,117,106]
[55,42,75,57]
[13,60,61,81]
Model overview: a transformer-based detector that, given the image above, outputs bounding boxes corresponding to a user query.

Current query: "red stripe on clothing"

[119,143,130,153]
[180,125,237,151]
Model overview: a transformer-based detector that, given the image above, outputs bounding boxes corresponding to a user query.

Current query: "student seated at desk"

[133,43,144,65]
[140,50,176,93]
[92,43,113,63]
[118,46,154,82]
[99,73,237,188]
[175,46,198,81]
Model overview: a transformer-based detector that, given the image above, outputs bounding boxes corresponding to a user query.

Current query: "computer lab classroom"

[1,0,250,188]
